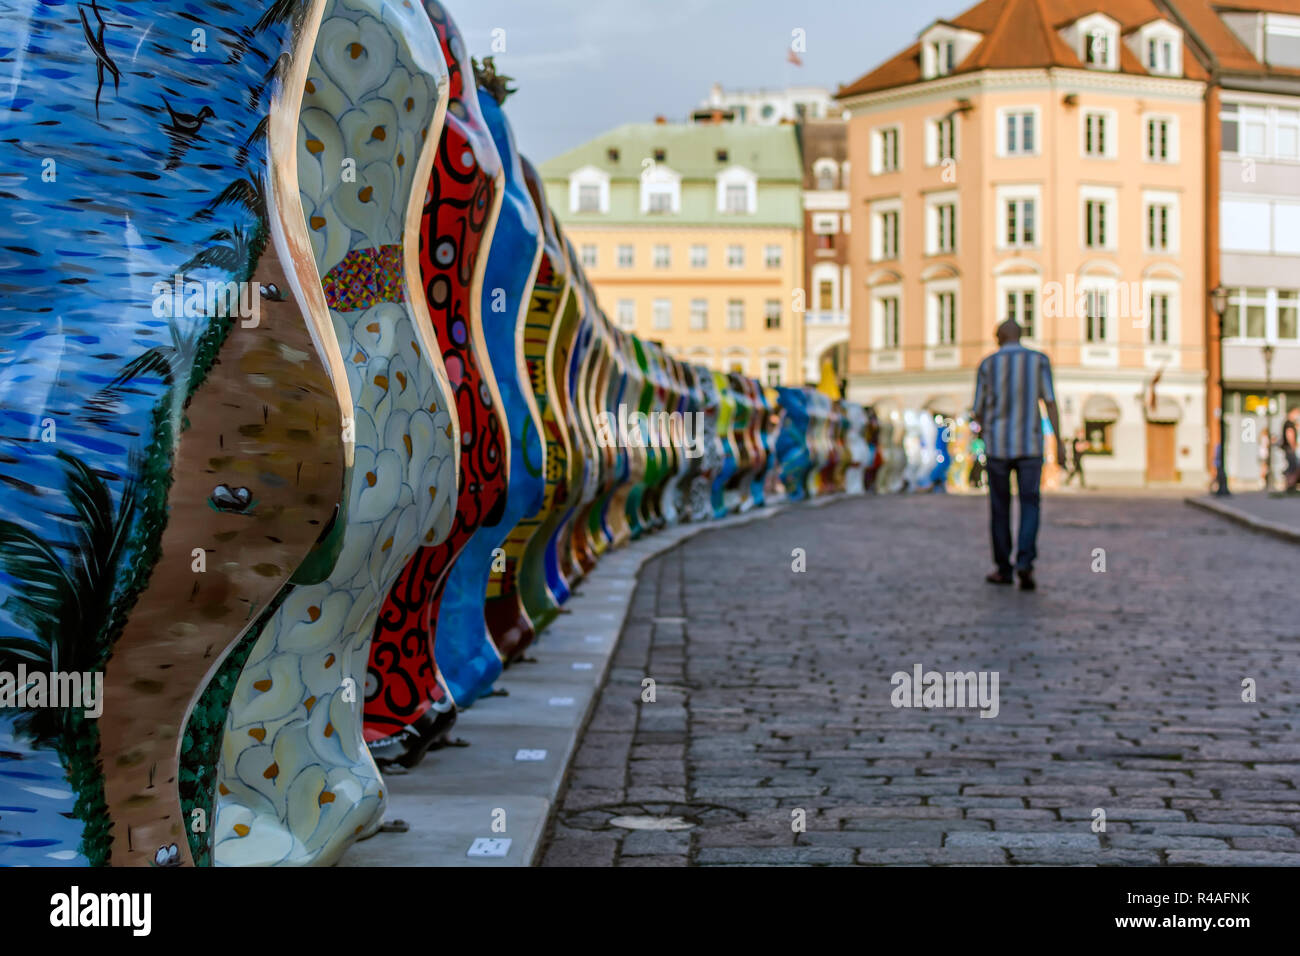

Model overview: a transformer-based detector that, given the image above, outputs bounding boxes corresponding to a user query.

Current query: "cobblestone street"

[540,494,1300,866]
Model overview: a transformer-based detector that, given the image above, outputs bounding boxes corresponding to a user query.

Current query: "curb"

[1184,496,1300,546]
[340,491,855,867]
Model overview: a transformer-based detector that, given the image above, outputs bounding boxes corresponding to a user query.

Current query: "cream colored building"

[541,121,804,384]
[838,0,1209,486]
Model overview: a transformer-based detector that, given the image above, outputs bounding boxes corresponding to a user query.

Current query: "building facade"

[799,119,853,383]
[1171,0,1300,487]
[699,83,846,125]
[540,121,804,384]
[837,0,1210,487]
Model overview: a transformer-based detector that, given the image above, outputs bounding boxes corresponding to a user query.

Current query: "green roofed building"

[540,118,806,384]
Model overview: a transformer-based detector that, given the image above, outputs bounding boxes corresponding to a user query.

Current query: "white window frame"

[726,244,745,269]
[1143,279,1179,348]
[639,164,681,215]
[652,243,671,269]
[1221,98,1300,161]
[871,125,901,174]
[651,297,672,331]
[568,165,610,214]
[1081,109,1118,160]
[871,199,902,262]
[689,298,708,331]
[813,158,839,190]
[997,184,1041,251]
[580,243,598,268]
[764,244,783,269]
[726,298,745,331]
[716,165,757,215]
[997,107,1041,157]
[1137,20,1183,78]
[925,190,958,256]
[872,285,902,350]
[1143,190,1180,255]
[925,279,959,348]
[617,243,635,269]
[689,244,708,268]
[1077,14,1119,71]
[616,298,636,330]
[1143,113,1179,163]
[764,299,782,330]
[1080,185,1118,252]
[926,114,958,166]
[1078,276,1119,368]
[811,213,839,235]
[997,275,1042,342]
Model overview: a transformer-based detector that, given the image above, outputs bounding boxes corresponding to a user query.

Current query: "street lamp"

[1264,342,1275,492]
[1211,285,1231,496]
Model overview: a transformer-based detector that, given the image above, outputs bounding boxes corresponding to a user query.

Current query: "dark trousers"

[986,457,1042,574]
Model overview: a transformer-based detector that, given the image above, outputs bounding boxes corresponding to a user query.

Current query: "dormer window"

[931,40,955,76]
[568,165,610,214]
[716,165,757,215]
[1086,31,1110,66]
[653,148,666,162]
[1070,14,1119,71]
[640,164,681,215]
[1133,20,1183,77]
[813,158,838,190]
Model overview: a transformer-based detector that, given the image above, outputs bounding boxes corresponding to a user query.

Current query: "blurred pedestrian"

[1063,428,1088,488]
[971,319,1065,592]
[1282,406,1299,492]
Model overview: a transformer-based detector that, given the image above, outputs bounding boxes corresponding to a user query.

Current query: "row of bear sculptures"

[0,0,876,867]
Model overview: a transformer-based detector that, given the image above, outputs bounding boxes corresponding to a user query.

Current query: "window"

[726,299,744,331]
[930,201,956,254]
[641,165,680,214]
[689,298,708,331]
[874,207,900,260]
[1148,292,1171,344]
[580,244,598,268]
[1005,197,1036,247]
[765,360,782,386]
[690,244,708,268]
[764,245,782,269]
[815,163,837,190]
[1221,102,1239,153]
[1084,111,1110,157]
[647,190,673,213]
[1002,110,1037,156]
[617,298,636,330]
[653,148,666,162]
[933,291,957,345]
[1223,102,1300,159]
[577,184,601,212]
[653,244,670,269]
[1147,36,1174,73]
[652,298,671,331]
[1224,287,1300,341]
[818,280,834,311]
[935,116,956,163]
[932,40,955,75]
[1084,421,1113,455]
[1279,108,1300,159]
[1085,30,1110,66]
[607,148,620,162]
[877,295,900,348]
[715,149,729,163]
[1006,288,1036,339]
[1146,117,1173,162]
[764,299,781,330]
[1085,289,1109,342]
[724,183,749,213]
[1084,200,1109,249]
[1222,198,1300,253]
[617,244,634,268]
[873,127,900,173]
[1146,202,1172,252]
[726,244,744,268]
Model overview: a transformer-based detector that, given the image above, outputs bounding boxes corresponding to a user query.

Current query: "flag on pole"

[787,47,803,67]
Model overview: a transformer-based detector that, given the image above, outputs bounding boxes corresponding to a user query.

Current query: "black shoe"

[1017,569,1036,591]
[985,570,1013,586]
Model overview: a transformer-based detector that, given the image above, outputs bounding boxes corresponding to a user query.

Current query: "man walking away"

[971,319,1066,591]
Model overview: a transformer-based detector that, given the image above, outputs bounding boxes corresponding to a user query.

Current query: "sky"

[450,0,962,163]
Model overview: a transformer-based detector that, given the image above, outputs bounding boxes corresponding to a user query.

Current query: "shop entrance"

[1145,421,1176,482]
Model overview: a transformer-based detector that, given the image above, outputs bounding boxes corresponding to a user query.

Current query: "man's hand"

[1056,437,1069,466]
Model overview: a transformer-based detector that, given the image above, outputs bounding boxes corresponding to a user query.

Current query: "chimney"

[654,114,667,124]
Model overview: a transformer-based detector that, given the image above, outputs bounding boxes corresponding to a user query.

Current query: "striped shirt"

[971,344,1056,460]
